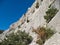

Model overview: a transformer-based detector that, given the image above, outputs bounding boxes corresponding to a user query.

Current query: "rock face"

[44,33,60,45]
[0,0,60,45]
[52,0,60,9]
[48,10,60,32]
[45,7,60,45]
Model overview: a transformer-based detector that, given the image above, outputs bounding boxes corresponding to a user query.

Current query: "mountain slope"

[0,0,60,45]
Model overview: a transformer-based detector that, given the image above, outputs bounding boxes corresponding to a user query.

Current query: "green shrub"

[45,28,55,39]
[44,8,58,23]
[0,31,33,45]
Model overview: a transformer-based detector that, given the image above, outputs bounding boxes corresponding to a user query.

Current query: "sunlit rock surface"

[0,0,60,45]
[48,10,60,32]
[44,33,60,45]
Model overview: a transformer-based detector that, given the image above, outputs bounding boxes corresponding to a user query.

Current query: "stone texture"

[44,33,60,45]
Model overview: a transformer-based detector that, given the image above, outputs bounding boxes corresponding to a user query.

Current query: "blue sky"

[0,0,35,30]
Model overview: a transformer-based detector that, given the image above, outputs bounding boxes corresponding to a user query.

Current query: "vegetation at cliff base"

[0,31,33,45]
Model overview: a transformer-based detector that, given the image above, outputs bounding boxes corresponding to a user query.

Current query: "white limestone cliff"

[0,0,60,45]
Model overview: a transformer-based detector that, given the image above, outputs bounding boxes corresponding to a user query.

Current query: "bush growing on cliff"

[0,31,33,45]
[44,7,58,23]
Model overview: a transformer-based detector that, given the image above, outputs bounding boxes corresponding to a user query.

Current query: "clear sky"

[0,0,35,30]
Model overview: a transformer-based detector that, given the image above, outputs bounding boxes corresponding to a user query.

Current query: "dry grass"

[32,27,55,45]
